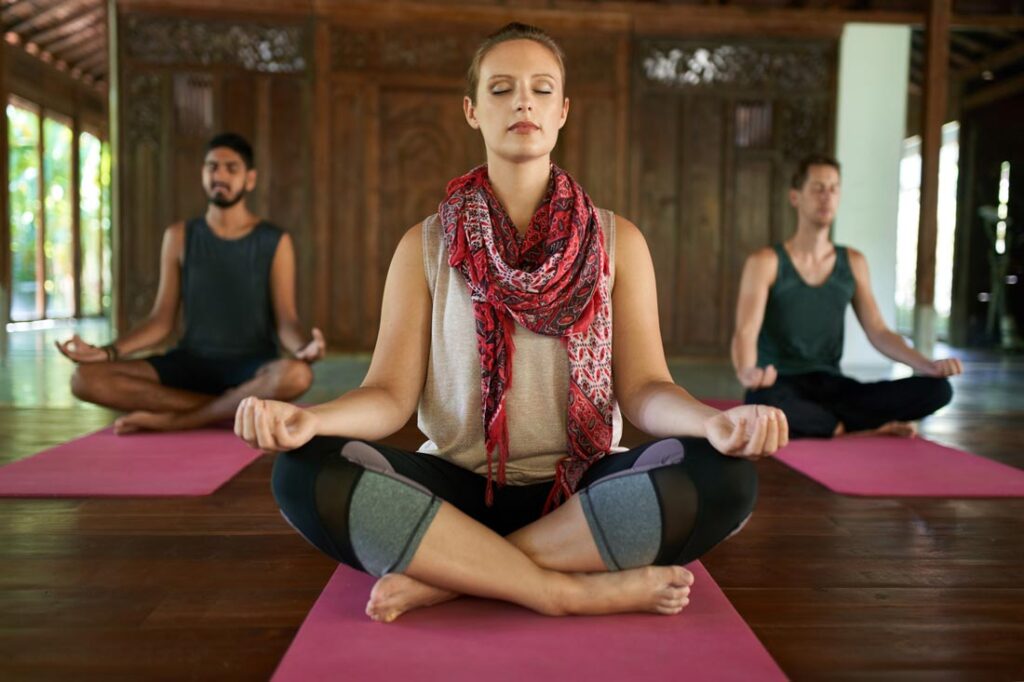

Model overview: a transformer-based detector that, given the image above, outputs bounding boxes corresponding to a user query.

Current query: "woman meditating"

[235,23,788,623]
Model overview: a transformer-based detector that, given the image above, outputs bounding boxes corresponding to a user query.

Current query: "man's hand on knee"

[736,364,777,389]
[55,334,109,364]
[924,358,963,378]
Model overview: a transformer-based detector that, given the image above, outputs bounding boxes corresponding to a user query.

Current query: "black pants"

[745,371,953,438]
[272,436,757,574]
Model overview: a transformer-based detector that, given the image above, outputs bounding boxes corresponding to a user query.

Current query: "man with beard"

[57,133,324,433]
[730,155,961,439]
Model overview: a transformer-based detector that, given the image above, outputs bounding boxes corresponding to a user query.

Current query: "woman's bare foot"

[114,410,185,434]
[366,573,458,623]
[364,565,693,623]
[562,565,694,617]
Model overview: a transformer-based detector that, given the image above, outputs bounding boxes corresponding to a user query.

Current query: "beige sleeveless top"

[417,209,625,485]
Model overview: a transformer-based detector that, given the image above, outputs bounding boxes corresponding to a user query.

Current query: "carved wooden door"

[631,39,836,356]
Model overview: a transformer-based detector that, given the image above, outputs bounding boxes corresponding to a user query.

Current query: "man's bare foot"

[838,420,918,439]
[114,410,185,435]
[365,573,458,623]
[562,565,694,617]
[874,420,917,438]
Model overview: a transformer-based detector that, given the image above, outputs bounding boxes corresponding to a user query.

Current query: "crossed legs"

[273,437,755,622]
[71,358,313,433]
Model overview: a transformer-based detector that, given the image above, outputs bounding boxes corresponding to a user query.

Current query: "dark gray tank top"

[179,217,283,358]
[756,243,855,375]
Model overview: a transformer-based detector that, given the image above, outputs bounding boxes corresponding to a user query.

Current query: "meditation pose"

[236,24,786,622]
[731,155,962,439]
[58,133,324,434]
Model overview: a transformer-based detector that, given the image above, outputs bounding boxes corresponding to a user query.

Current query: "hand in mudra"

[234,397,318,453]
[54,334,108,363]
[736,365,777,389]
[705,404,788,460]
[294,327,326,363]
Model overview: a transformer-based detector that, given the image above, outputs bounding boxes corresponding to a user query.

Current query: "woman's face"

[464,39,569,164]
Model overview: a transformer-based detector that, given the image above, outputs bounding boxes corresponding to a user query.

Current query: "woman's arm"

[236,223,432,451]
[610,216,786,457]
[610,217,718,437]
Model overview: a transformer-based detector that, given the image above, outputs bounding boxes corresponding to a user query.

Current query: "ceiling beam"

[74,48,107,73]
[43,23,101,56]
[949,31,990,54]
[964,70,1024,110]
[957,40,1024,80]
[0,2,34,25]
[24,6,103,47]
[10,1,95,37]
[62,32,105,63]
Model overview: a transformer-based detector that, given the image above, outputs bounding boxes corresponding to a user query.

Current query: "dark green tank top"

[756,243,855,375]
[179,217,283,358]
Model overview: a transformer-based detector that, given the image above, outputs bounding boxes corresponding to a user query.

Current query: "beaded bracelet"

[101,343,120,362]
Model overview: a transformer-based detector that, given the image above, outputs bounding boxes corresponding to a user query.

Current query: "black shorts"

[146,348,278,395]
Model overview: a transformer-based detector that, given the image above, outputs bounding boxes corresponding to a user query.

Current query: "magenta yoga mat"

[271,562,785,682]
[0,427,263,497]
[773,436,1024,497]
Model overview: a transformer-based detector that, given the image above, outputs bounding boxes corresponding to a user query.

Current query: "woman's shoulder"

[607,213,648,262]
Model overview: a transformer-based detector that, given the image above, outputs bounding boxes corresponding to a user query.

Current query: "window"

[7,101,39,322]
[895,122,959,339]
[6,97,112,322]
[79,131,111,316]
[44,115,74,318]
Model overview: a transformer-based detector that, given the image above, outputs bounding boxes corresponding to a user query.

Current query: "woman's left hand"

[705,404,788,459]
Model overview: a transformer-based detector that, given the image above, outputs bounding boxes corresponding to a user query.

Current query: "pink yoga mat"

[272,562,785,682]
[774,436,1024,497]
[0,427,262,497]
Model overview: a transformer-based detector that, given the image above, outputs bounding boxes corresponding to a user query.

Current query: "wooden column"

[914,0,950,354]
[107,0,121,336]
[312,22,330,331]
[71,116,82,317]
[0,43,8,356]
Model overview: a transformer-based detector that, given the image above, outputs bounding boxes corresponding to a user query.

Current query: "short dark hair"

[791,155,840,190]
[206,132,254,169]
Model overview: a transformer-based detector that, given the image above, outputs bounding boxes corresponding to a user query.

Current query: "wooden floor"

[1,322,1023,680]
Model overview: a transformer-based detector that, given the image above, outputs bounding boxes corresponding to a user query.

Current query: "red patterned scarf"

[439,164,614,511]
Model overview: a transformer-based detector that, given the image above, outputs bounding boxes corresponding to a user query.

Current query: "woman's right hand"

[234,397,318,453]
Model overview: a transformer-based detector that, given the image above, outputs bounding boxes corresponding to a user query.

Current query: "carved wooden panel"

[632,38,836,355]
[123,15,308,73]
[121,71,169,328]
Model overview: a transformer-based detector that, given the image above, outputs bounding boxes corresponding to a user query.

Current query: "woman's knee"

[271,442,342,558]
[658,440,759,564]
[272,438,441,577]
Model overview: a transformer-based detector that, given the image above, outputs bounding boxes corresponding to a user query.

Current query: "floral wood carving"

[123,15,308,73]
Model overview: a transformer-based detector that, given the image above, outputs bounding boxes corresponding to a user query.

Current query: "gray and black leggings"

[272,436,757,577]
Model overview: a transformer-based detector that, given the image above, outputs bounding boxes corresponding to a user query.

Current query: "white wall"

[833,23,911,377]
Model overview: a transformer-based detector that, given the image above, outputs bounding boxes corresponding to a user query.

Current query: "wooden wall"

[115,2,838,356]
